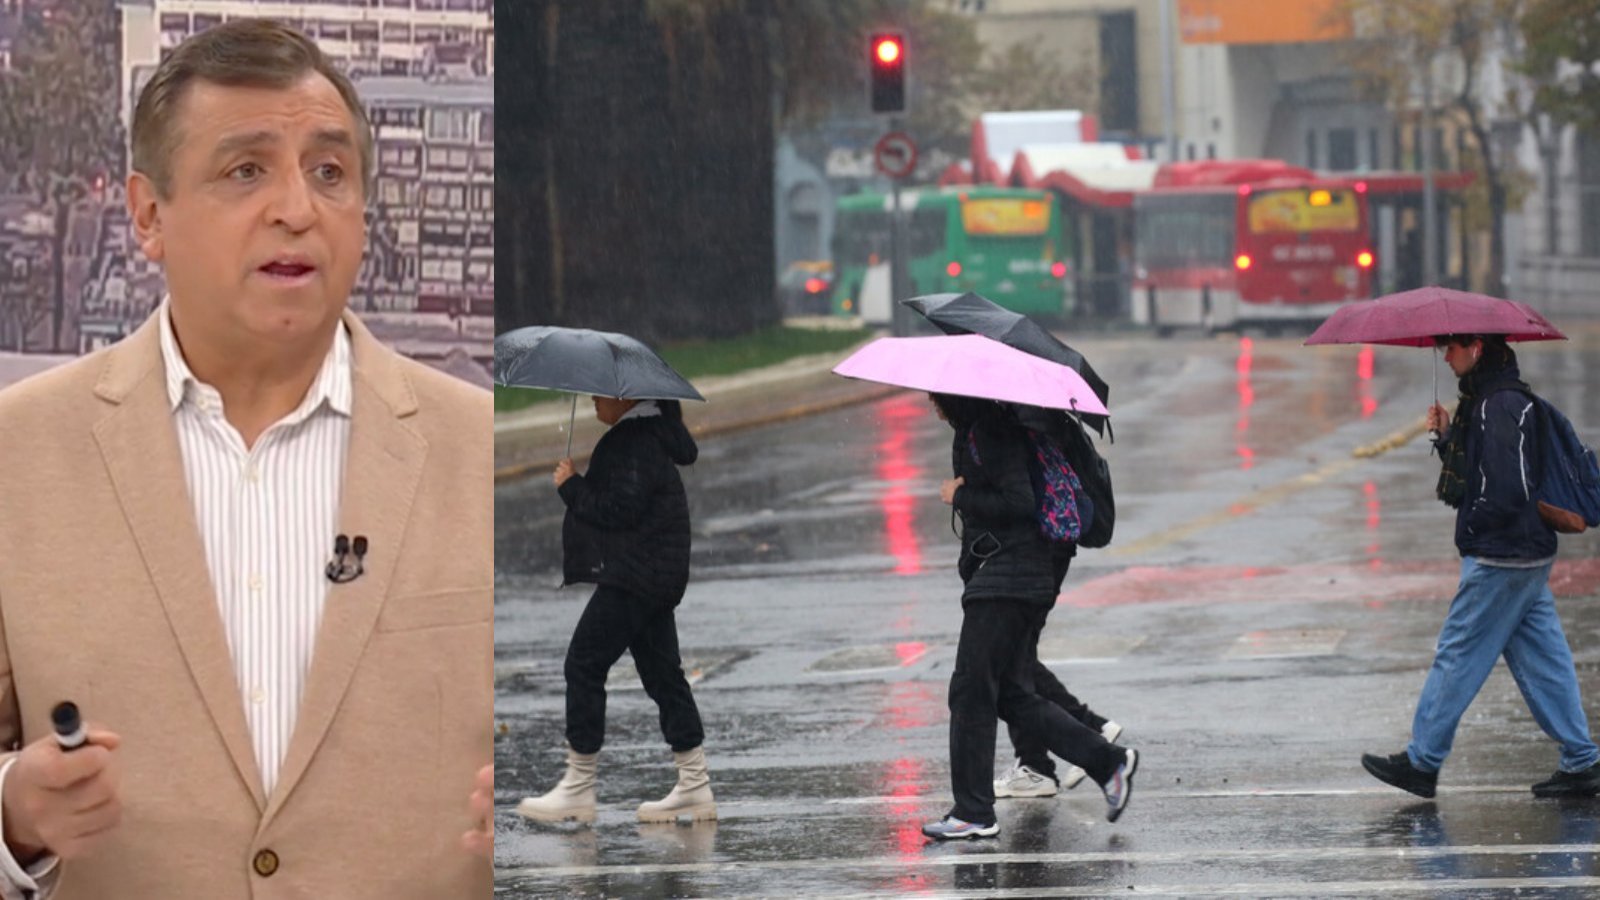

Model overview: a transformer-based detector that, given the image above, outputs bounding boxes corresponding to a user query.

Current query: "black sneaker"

[1532,763,1600,798]
[1362,752,1438,798]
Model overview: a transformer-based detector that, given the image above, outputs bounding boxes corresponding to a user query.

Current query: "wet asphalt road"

[494,323,1600,898]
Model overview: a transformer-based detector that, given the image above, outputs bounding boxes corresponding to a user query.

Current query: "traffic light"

[869,32,905,113]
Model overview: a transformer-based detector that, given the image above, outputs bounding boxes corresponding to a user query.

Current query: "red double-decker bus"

[1131,161,1374,335]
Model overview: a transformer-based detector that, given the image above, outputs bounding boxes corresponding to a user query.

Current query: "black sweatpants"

[564,584,704,755]
[948,596,1124,825]
[1005,547,1109,779]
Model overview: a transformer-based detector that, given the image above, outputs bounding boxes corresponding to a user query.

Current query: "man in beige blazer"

[0,19,491,899]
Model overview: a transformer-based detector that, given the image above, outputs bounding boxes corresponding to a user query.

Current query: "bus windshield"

[1135,194,1235,269]
[1246,188,1360,234]
[832,207,949,266]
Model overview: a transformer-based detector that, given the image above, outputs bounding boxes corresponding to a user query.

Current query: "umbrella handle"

[566,395,576,459]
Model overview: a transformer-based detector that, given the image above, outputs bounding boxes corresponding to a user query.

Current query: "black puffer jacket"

[950,411,1055,607]
[559,408,699,605]
[1444,359,1557,562]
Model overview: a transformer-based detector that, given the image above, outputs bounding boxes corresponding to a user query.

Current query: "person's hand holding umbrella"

[940,476,965,505]
[554,458,575,487]
[1426,403,1452,436]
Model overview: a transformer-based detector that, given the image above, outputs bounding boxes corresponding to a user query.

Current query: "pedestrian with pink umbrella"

[1307,287,1600,799]
[835,335,1138,840]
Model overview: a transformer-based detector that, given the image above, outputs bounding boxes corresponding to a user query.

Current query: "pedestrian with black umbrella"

[496,327,717,825]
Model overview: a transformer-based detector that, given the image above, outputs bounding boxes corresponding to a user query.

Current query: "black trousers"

[948,597,1124,825]
[564,584,704,755]
[1011,662,1108,779]
[1006,549,1108,779]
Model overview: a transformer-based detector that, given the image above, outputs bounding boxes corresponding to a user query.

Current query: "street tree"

[0,3,123,352]
[1516,0,1600,252]
[497,0,978,343]
[1335,0,1524,293]
[967,36,1098,118]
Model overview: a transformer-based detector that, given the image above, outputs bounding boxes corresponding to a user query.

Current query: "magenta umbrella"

[1304,285,1567,431]
[833,333,1109,416]
[1304,286,1566,347]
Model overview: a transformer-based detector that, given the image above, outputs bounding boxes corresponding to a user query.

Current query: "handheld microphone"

[325,533,368,584]
[51,702,87,752]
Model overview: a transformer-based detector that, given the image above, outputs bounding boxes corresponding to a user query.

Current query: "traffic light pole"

[889,141,910,337]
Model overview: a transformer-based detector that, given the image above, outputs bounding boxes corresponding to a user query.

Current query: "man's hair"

[130,18,373,198]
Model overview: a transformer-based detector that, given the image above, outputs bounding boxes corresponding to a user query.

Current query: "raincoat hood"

[1457,340,1521,399]
[652,414,699,466]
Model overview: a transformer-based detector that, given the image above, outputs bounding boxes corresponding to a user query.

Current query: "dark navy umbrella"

[495,326,704,456]
[901,292,1110,437]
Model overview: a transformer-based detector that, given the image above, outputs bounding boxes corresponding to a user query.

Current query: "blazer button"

[253,848,280,877]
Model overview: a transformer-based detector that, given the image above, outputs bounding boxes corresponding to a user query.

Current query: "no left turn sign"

[873,131,917,179]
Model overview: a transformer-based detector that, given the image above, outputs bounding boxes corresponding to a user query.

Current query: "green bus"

[830,186,1074,321]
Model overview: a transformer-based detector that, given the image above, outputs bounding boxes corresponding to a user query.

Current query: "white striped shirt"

[159,301,352,796]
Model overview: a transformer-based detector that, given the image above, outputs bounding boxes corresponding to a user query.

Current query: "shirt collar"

[158,298,352,420]
[617,399,661,423]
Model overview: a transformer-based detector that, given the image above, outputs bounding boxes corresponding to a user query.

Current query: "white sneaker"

[1061,721,1124,789]
[993,763,1059,798]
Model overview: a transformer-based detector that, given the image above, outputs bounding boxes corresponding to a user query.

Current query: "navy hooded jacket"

[1441,356,1557,562]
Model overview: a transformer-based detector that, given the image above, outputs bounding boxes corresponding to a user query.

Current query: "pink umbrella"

[1304,286,1566,347]
[833,333,1109,416]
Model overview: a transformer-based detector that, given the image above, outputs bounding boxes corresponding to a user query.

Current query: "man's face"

[1442,339,1482,377]
[129,73,366,352]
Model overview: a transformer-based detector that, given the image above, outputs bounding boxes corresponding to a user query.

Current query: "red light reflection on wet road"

[1357,345,1378,419]
[1236,337,1255,470]
[875,395,925,575]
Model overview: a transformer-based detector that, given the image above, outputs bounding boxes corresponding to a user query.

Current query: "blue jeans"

[1408,557,1600,774]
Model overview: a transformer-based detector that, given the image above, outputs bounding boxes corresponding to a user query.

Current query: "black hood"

[1459,341,1523,399]
[651,413,699,466]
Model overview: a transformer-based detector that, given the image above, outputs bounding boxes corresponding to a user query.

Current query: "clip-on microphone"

[325,533,368,584]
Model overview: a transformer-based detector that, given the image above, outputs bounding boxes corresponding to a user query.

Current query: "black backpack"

[1053,413,1115,549]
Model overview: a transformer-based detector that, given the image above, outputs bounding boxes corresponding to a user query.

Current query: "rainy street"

[493,324,1600,898]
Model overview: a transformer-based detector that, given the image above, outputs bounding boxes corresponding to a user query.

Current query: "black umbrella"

[495,326,704,456]
[901,292,1110,437]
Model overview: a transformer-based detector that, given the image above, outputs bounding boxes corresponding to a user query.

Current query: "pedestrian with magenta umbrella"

[1306,286,1600,799]
[495,326,718,825]
[835,333,1138,840]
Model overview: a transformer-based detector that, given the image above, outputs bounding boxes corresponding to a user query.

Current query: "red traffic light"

[869,31,906,113]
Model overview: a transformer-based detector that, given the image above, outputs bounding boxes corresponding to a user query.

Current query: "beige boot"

[637,746,717,823]
[516,748,598,824]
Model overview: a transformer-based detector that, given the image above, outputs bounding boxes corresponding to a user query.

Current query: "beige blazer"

[0,312,492,898]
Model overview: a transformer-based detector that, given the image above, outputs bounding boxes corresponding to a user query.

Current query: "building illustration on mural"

[0,0,493,389]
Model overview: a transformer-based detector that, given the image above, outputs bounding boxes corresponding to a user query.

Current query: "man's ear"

[127,171,165,264]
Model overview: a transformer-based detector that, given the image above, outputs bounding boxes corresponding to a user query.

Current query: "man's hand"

[940,477,965,505]
[553,459,575,488]
[1427,403,1451,434]
[2,728,122,863]
[461,764,493,858]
